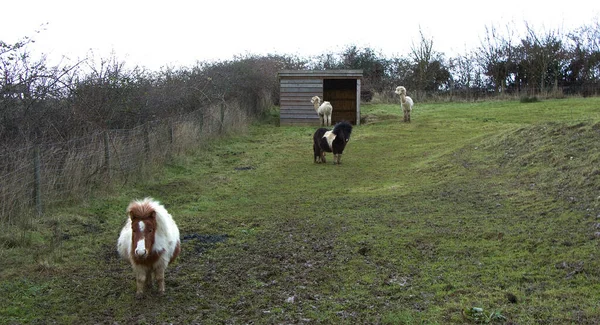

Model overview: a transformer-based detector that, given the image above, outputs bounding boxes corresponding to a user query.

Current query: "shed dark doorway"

[324,79,358,124]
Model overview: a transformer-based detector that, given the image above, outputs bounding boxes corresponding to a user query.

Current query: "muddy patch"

[181,233,228,254]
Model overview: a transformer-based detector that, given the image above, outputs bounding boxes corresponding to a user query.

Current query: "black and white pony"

[313,121,353,164]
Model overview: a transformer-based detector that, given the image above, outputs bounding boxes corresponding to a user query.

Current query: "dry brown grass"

[0,102,254,246]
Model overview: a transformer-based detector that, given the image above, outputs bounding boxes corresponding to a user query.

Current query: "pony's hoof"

[135,292,144,299]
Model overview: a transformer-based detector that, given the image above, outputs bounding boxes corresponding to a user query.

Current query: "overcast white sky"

[2,0,599,70]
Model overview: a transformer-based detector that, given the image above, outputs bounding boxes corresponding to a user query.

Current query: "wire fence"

[0,101,249,229]
[368,84,600,104]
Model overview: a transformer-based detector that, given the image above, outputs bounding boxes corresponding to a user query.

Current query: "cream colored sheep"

[310,96,333,126]
[395,86,414,122]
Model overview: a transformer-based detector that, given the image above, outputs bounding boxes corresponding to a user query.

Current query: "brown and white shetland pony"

[117,198,181,298]
[313,121,353,164]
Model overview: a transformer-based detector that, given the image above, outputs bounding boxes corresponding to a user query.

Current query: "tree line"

[1,19,599,148]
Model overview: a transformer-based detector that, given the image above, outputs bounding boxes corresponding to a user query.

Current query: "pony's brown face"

[128,202,157,259]
[131,217,156,258]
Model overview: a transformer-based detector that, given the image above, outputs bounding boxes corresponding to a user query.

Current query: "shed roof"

[278,69,363,79]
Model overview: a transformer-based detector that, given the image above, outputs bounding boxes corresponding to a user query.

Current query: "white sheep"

[310,96,333,126]
[395,86,414,122]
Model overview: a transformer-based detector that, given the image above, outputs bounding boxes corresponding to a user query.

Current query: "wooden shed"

[277,70,363,126]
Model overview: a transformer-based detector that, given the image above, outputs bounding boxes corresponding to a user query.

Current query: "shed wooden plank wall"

[280,78,322,125]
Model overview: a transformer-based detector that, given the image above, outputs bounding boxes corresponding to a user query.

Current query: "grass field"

[2,97,600,324]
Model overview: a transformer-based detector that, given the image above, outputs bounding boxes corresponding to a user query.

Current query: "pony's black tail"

[333,121,353,138]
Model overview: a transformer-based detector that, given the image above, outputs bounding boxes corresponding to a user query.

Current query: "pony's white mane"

[117,219,133,259]
[143,198,179,254]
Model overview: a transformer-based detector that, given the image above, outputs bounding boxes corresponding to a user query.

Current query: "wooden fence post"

[166,121,174,159]
[143,123,150,159]
[33,146,42,216]
[104,132,111,179]
[168,120,174,145]
[219,103,225,134]
[199,112,204,136]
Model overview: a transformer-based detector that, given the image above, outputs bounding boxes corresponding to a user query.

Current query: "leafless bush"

[0,102,251,232]
[1,37,295,235]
